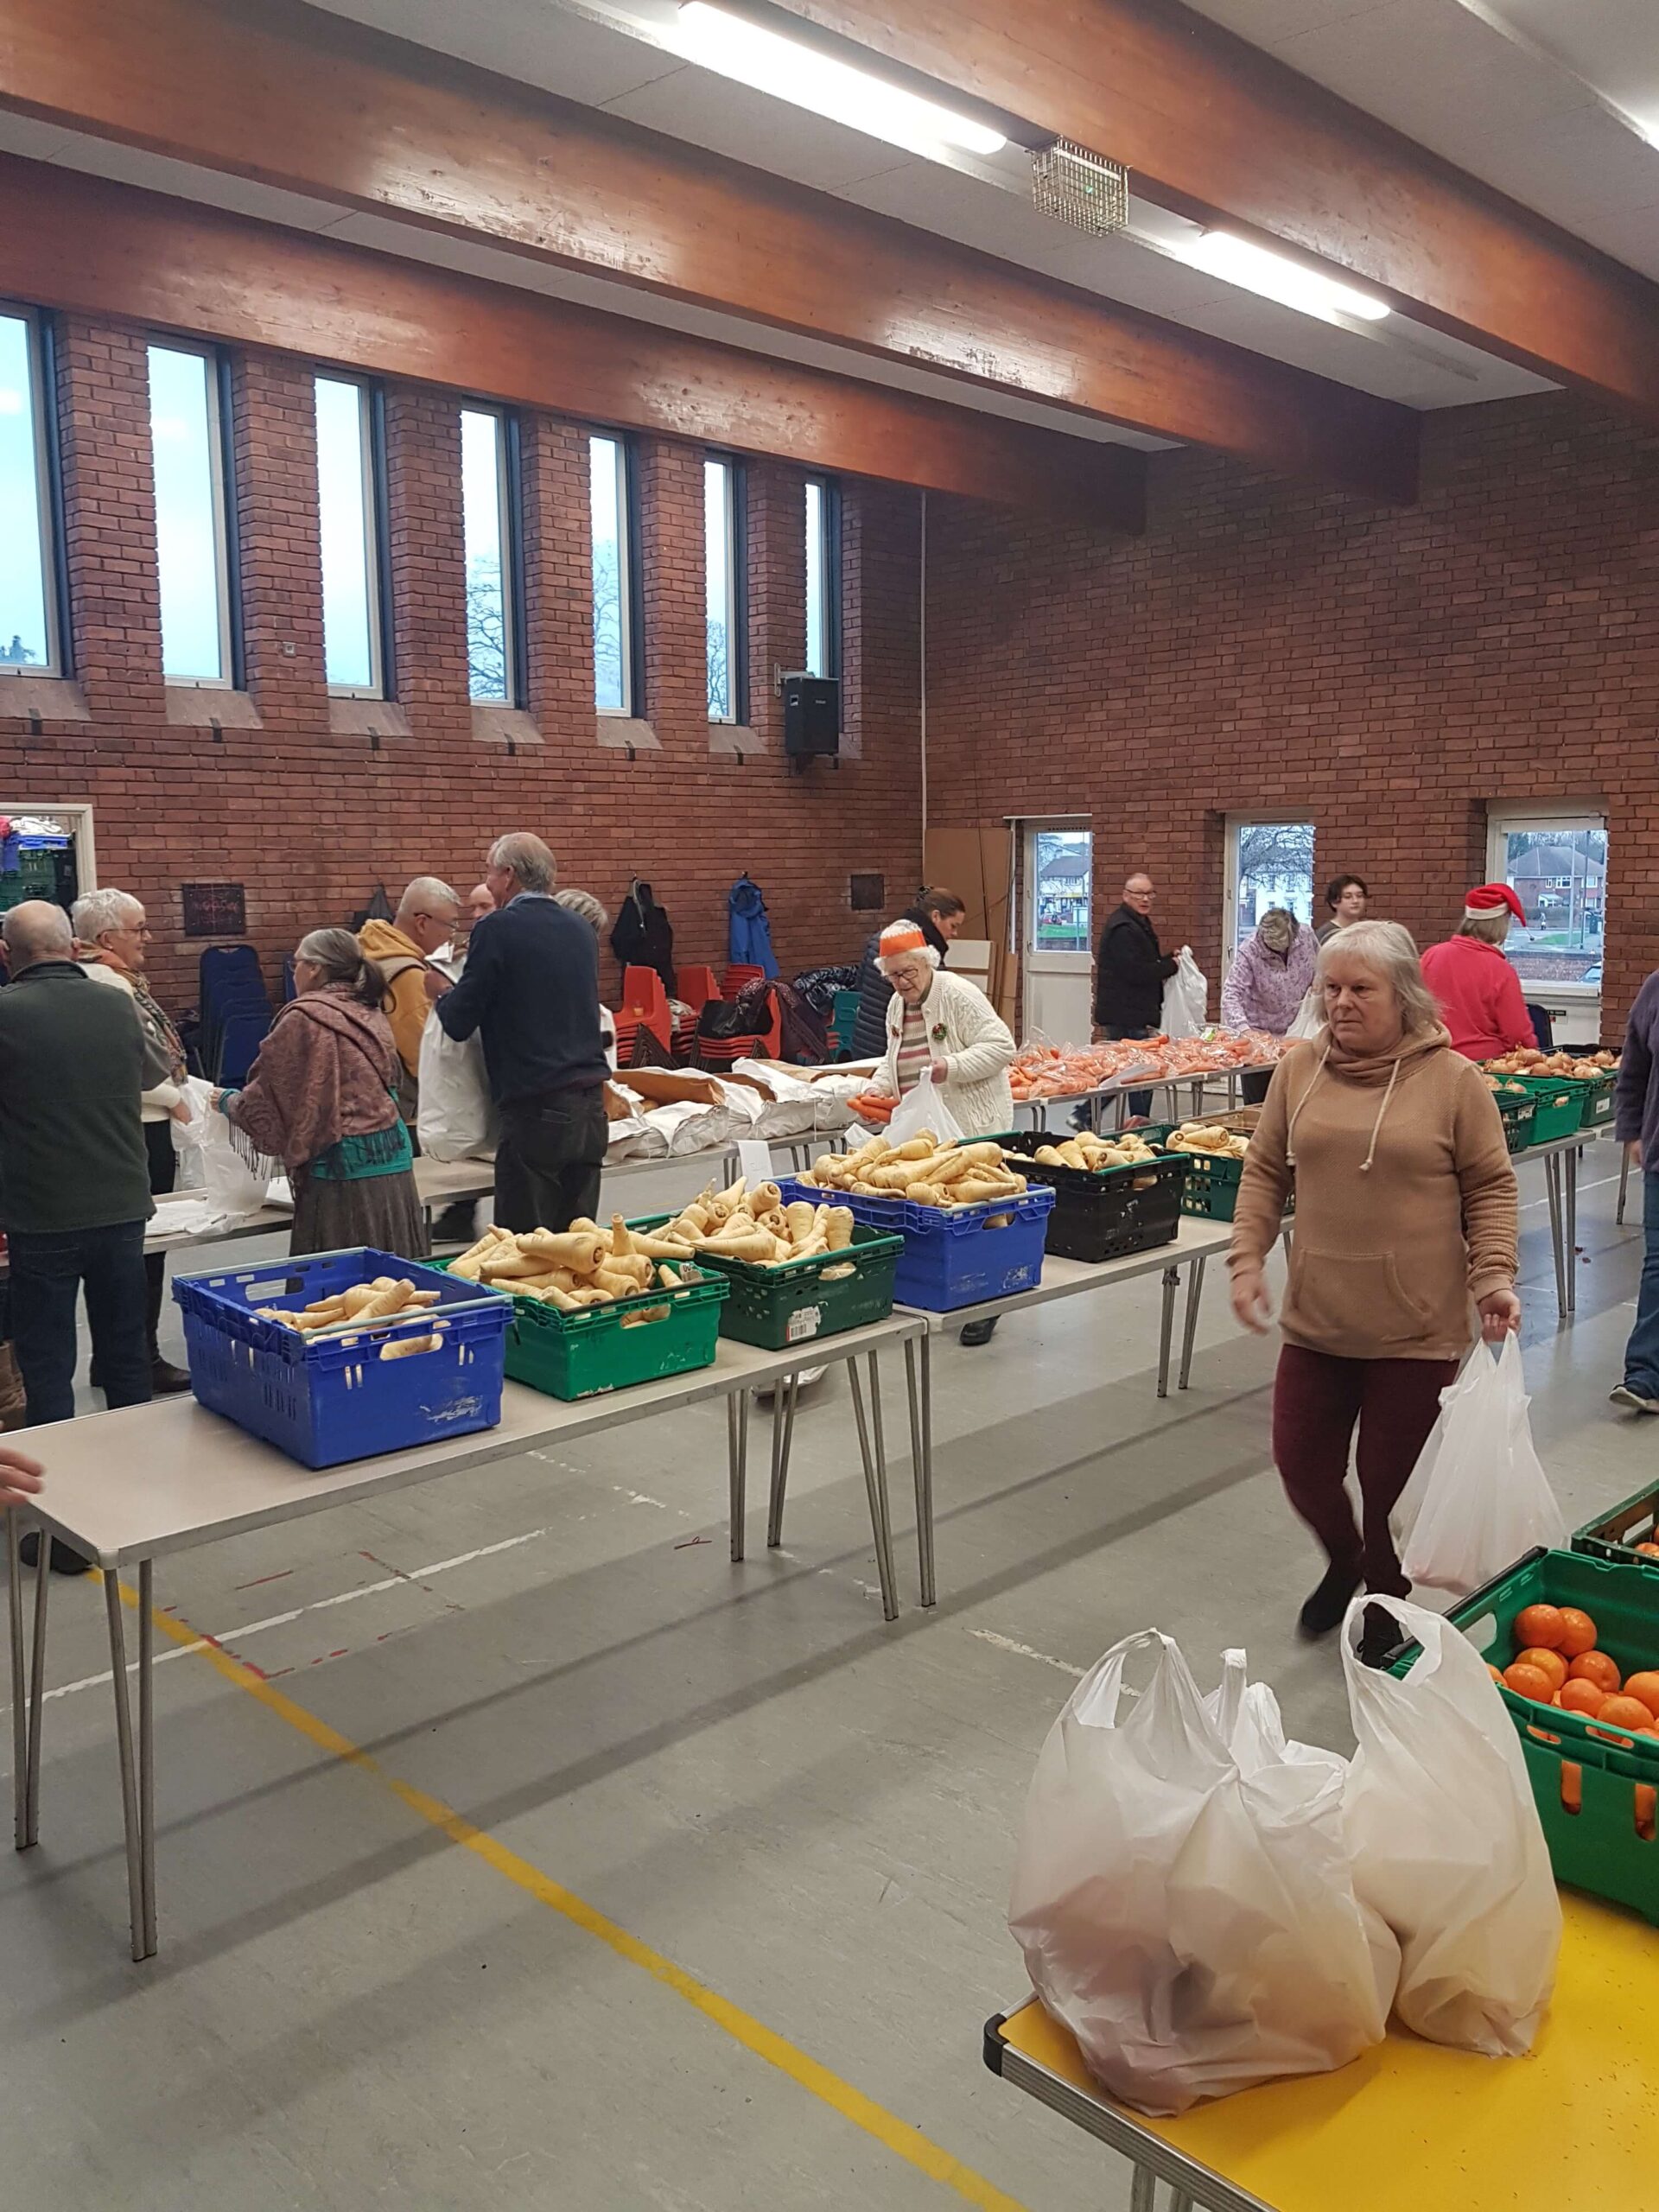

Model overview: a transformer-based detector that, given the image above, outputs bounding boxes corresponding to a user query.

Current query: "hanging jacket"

[728,876,778,978]
[610,879,675,995]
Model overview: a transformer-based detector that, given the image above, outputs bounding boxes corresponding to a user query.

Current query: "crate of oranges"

[1392,1547,1659,1923]
[1572,1476,1659,1571]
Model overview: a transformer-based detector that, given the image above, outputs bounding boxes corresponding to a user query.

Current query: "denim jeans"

[1623,1170,1659,1396]
[10,1219,153,1427]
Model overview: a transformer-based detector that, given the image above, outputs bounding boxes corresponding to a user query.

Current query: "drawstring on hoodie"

[1285,1039,1405,1173]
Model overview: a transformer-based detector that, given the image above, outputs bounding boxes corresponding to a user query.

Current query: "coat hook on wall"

[209,715,223,744]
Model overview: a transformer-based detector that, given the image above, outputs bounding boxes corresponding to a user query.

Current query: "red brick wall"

[0,315,923,1014]
[924,393,1659,1041]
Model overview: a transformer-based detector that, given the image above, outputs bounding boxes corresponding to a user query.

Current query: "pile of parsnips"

[798,1131,1029,1207]
[1033,1131,1160,1171]
[1164,1122,1250,1160]
[640,1177,859,1268]
[254,1274,450,1359]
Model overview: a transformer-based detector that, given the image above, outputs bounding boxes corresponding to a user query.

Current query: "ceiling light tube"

[671,3,1007,158]
[1181,231,1391,322]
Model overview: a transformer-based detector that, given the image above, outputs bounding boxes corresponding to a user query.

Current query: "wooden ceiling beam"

[0,153,1147,528]
[766,0,1659,420]
[0,0,1417,501]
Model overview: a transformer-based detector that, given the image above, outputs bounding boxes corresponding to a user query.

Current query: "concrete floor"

[0,1142,1649,2211]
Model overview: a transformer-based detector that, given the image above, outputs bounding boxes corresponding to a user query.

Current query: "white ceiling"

[15,0,1655,465]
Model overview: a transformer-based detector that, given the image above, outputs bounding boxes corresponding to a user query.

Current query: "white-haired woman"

[75,887,192,1390]
[554,887,618,1071]
[1419,881,1536,1062]
[213,928,428,1259]
[1228,920,1521,1660]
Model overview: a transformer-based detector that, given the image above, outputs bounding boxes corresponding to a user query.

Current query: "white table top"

[12,1314,925,1569]
[897,1216,1236,1334]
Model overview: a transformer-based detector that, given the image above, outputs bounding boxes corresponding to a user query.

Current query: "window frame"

[590,430,643,720]
[1222,815,1316,973]
[703,452,747,726]
[804,474,841,683]
[314,371,391,700]
[1484,805,1607,1005]
[0,304,68,679]
[459,400,524,709]
[146,336,242,690]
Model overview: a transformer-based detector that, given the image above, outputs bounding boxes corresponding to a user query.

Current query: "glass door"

[1486,810,1606,1039]
[1023,824,1093,1043]
[1224,818,1315,969]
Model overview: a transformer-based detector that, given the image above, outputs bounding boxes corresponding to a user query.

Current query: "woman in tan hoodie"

[1229,921,1520,1653]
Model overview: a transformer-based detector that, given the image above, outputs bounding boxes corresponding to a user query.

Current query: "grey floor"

[0,1143,1648,2211]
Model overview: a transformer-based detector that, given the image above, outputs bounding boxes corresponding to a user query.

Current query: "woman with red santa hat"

[1420,883,1537,1062]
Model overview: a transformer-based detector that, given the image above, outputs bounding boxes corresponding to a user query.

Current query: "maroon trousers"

[1271,1344,1459,1595]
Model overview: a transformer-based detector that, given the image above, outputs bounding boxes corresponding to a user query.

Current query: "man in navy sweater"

[428,833,609,1232]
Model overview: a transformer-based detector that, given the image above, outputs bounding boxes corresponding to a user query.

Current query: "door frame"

[1221,813,1313,976]
[2,798,96,897]
[1484,804,1606,1024]
[1019,817,1094,1044]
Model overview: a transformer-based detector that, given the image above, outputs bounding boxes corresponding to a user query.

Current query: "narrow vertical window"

[147,341,236,684]
[461,404,520,704]
[704,454,745,723]
[315,374,385,696]
[590,432,636,716]
[804,475,840,681]
[0,308,62,676]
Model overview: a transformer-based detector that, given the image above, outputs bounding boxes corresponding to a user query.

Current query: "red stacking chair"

[676,964,719,1014]
[722,963,766,999]
[621,964,672,1053]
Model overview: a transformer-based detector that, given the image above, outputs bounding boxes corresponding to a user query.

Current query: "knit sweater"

[1219,929,1317,1036]
[1420,934,1535,1062]
[226,988,404,1175]
[1228,1027,1517,1362]
[870,969,1015,1136]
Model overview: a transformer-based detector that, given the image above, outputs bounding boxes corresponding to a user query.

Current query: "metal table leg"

[1543,1153,1567,1315]
[104,1567,155,1962]
[22,1520,48,1848]
[8,1512,24,1853]
[846,1356,899,1621]
[1156,1268,1178,1398]
[904,1336,936,1608]
[1169,2196,1195,2212]
[1128,2166,1158,2212]
[1565,1145,1580,1316]
[726,1391,749,1563]
[766,1370,800,1548]
[1618,1142,1631,1226]
[1178,1255,1207,1391]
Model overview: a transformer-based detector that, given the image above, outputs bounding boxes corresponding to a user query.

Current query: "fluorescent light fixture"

[1180,231,1391,322]
[670,2,1007,157]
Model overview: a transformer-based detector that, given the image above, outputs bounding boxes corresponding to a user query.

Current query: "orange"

[1515,1604,1567,1651]
[1597,1694,1653,1733]
[1637,1783,1657,1841]
[1503,1662,1556,1704]
[1568,1650,1621,1694]
[1635,1543,1659,1560]
[1557,1608,1599,1658]
[1559,1678,1606,1718]
[1486,1663,1504,1682]
[1623,1671,1659,1719]
[1516,1647,1568,1692]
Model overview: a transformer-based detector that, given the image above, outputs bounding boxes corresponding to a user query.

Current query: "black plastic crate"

[989,1132,1190,1263]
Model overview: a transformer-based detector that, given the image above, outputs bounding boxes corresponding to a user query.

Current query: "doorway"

[1223,817,1314,972]
[1022,822,1092,1044]
[0,800,93,918]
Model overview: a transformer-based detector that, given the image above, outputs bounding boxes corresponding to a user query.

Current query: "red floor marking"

[234,1568,294,1591]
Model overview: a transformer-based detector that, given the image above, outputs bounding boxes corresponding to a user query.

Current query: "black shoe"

[1298,1560,1361,1640]
[432,1200,478,1243]
[149,1355,192,1395]
[18,1530,93,1576]
[1358,1600,1405,1670]
[958,1317,999,1347]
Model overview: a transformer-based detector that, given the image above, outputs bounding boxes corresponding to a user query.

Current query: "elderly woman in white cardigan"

[868,919,1016,1341]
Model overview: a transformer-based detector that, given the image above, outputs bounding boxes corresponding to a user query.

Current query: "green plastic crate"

[1573,1478,1659,1571]
[632,1211,901,1349]
[1503,1074,1591,1144]
[1575,1071,1618,1130]
[1487,1085,1537,1154]
[1139,1122,1260,1222]
[1393,1548,1659,1923]
[434,1258,726,1400]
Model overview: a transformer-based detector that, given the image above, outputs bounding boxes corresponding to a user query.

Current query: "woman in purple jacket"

[1221,910,1318,1104]
[1612,970,1659,1415]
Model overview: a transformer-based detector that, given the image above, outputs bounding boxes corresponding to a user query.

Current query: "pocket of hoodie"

[1289,1248,1432,1345]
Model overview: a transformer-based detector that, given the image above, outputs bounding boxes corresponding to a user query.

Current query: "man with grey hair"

[359,874,462,1120]
[0,901,160,1569]
[428,836,608,1230]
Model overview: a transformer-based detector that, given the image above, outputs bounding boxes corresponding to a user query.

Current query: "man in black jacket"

[429,833,609,1233]
[1093,873,1179,1118]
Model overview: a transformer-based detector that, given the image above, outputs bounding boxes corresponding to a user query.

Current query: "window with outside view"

[461,405,515,704]
[1228,820,1314,962]
[147,341,234,684]
[0,310,60,676]
[315,375,383,696]
[1032,830,1091,951]
[704,456,741,721]
[1489,821,1607,991]
[591,433,632,715]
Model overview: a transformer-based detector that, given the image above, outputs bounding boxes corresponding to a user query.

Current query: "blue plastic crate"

[174,1246,510,1469]
[777,1177,1054,1312]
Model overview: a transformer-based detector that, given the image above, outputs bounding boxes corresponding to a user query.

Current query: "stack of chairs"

[198,945,274,1084]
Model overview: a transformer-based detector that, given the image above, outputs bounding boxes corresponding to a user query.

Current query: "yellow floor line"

[116,1578,1032,2212]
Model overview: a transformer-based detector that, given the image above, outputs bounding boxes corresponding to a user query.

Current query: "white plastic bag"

[1161,946,1208,1040]
[1287,987,1323,1042]
[1396,1336,1565,1595]
[1007,1630,1394,2116]
[1343,1593,1560,2055]
[887,1079,963,1148]
[172,1076,276,1225]
[415,1010,498,1163]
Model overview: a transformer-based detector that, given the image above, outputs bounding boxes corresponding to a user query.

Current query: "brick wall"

[924,393,1659,1040]
[2,315,922,1013]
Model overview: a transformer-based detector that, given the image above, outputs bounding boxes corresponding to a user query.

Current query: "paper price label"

[738,1140,776,1188]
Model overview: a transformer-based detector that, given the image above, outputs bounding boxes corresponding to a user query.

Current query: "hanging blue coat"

[728,876,778,978]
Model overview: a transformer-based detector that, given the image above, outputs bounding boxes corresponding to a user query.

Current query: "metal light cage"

[1031,141,1129,237]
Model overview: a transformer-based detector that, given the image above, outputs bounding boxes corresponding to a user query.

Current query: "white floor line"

[7,1527,550,1712]
[1519,1169,1622,1214]
[968,1629,1086,1678]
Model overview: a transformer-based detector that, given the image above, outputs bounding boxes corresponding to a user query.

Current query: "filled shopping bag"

[1160,946,1208,1040]
[1343,1593,1560,2056]
[171,1076,277,1225]
[1287,987,1323,1041]
[1008,1630,1395,2116]
[885,1078,963,1149]
[1396,1336,1565,1595]
[416,1009,498,1162]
